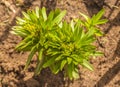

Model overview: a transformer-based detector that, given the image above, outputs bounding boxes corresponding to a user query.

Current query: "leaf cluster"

[12,7,107,80]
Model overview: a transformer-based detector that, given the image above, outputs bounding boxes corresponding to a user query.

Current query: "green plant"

[11,7,107,80]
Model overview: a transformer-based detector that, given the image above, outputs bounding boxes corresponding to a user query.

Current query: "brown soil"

[0,0,120,87]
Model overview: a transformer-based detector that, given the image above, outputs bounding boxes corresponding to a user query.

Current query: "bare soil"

[0,0,120,87]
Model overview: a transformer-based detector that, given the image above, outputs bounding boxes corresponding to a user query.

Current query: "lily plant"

[11,7,107,80]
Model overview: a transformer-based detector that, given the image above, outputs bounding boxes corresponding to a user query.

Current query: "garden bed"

[0,0,120,87]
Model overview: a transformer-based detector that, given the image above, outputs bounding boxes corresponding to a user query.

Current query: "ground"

[0,0,120,87]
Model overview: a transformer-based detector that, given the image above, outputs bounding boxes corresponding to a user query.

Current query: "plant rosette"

[11,7,107,80]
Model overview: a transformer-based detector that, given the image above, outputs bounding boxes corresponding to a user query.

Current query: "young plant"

[11,7,107,80]
[11,7,66,73]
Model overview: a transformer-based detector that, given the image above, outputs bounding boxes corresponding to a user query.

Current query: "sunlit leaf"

[42,7,47,21]
[35,7,40,18]
[82,60,94,71]
[60,60,67,70]
[24,46,37,70]
[52,10,66,25]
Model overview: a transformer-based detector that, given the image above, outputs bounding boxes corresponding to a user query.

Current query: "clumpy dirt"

[0,0,120,87]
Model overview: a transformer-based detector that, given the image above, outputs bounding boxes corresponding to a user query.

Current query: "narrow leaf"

[67,63,73,80]
[94,19,108,25]
[38,48,43,61]
[52,10,66,25]
[35,58,44,75]
[71,20,75,32]
[82,60,94,71]
[42,7,47,21]
[43,57,55,68]
[79,12,89,21]
[67,57,72,64]
[22,12,30,20]
[35,7,40,18]
[60,60,67,70]
[72,69,79,79]
[24,46,36,70]
[94,9,105,22]
[51,63,60,74]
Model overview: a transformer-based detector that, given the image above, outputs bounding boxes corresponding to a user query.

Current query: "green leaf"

[11,28,29,37]
[16,17,26,24]
[51,63,60,74]
[55,55,63,61]
[67,57,72,64]
[93,9,105,22]
[67,63,74,80]
[80,30,95,45]
[38,48,43,61]
[24,46,36,70]
[79,12,89,21]
[71,20,75,32]
[94,19,108,25]
[73,25,83,41]
[42,7,47,21]
[29,11,38,22]
[72,55,82,63]
[19,41,32,50]
[15,35,33,50]
[72,68,79,79]
[60,60,67,70]
[54,9,61,17]
[22,11,30,20]
[94,28,103,36]
[92,51,103,56]
[46,11,54,27]
[58,22,63,28]
[35,7,40,18]
[35,61,41,75]
[82,60,94,71]
[52,10,66,25]
[43,57,55,68]
[35,58,44,75]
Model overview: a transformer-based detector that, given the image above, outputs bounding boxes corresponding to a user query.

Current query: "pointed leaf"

[60,60,67,70]
[94,19,108,25]
[67,63,74,80]
[24,46,36,70]
[72,69,79,79]
[35,7,40,18]
[71,20,75,32]
[93,9,105,22]
[52,10,66,25]
[38,48,43,61]
[67,57,72,64]
[43,57,55,68]
[35,58,44,75]
[22,11,30,20]
[82,60,94,71]
[42,7,47,21]
[79,12,89,21]
[51,63,60,74]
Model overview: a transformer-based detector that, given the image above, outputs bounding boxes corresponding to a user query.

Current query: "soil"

[0,0,120,87]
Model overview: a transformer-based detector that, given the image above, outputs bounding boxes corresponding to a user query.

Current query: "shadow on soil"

[104,11,120,34]
[83,0,105,16]
[95,38,120,87]
[84,0,120,87]
[41,0,57,13]
[16,68,65,87]
[0,0,34,44]
[84,0,120,34]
